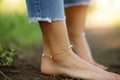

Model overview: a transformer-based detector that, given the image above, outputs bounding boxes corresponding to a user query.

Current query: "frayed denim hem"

[64,2,93,8]
[29,17,66,23]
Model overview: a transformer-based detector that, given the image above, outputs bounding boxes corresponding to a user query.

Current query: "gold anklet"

[42,45,73,59]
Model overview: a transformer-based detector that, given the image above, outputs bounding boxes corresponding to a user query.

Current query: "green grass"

[0,13,43,46]
[0,13,43,66]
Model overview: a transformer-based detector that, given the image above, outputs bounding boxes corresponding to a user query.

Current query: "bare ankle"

[42,45,73,62]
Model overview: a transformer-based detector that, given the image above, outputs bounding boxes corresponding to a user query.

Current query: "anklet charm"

[81,32,85,36]
[42,54,53,59]
[42,45,73,59]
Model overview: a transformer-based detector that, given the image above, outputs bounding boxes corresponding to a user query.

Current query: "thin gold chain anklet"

[42,45,73,59]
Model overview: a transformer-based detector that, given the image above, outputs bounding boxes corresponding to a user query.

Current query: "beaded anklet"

[42,45,73,59]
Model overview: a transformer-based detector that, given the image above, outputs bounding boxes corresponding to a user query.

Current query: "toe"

[94,63,108,70]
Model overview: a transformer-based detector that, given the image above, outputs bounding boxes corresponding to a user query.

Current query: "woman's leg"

[40,21,120,79]
[65,5,107,70]
[26,0,120,79]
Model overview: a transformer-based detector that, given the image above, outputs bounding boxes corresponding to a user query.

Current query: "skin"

[65,5,107,70]
[39,21,120,80]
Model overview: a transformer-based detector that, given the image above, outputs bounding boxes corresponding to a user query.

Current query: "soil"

[0,27,120,80]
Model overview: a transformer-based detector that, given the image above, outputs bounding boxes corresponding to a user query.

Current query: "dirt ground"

[0,27,120,80]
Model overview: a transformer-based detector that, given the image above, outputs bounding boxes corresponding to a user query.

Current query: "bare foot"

[41,49,120,79]
[69,34,108,70]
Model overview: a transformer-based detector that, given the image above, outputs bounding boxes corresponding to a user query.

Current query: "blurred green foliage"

[0,14,42,46]
[0,13,43,66]
[0,44,15,66]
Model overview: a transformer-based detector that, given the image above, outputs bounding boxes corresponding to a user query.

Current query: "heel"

[41,57,58,75]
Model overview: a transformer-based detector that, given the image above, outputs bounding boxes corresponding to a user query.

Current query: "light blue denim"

[26,0,92,23]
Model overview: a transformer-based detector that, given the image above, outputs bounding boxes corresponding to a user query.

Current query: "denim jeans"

[26,0,92,23]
